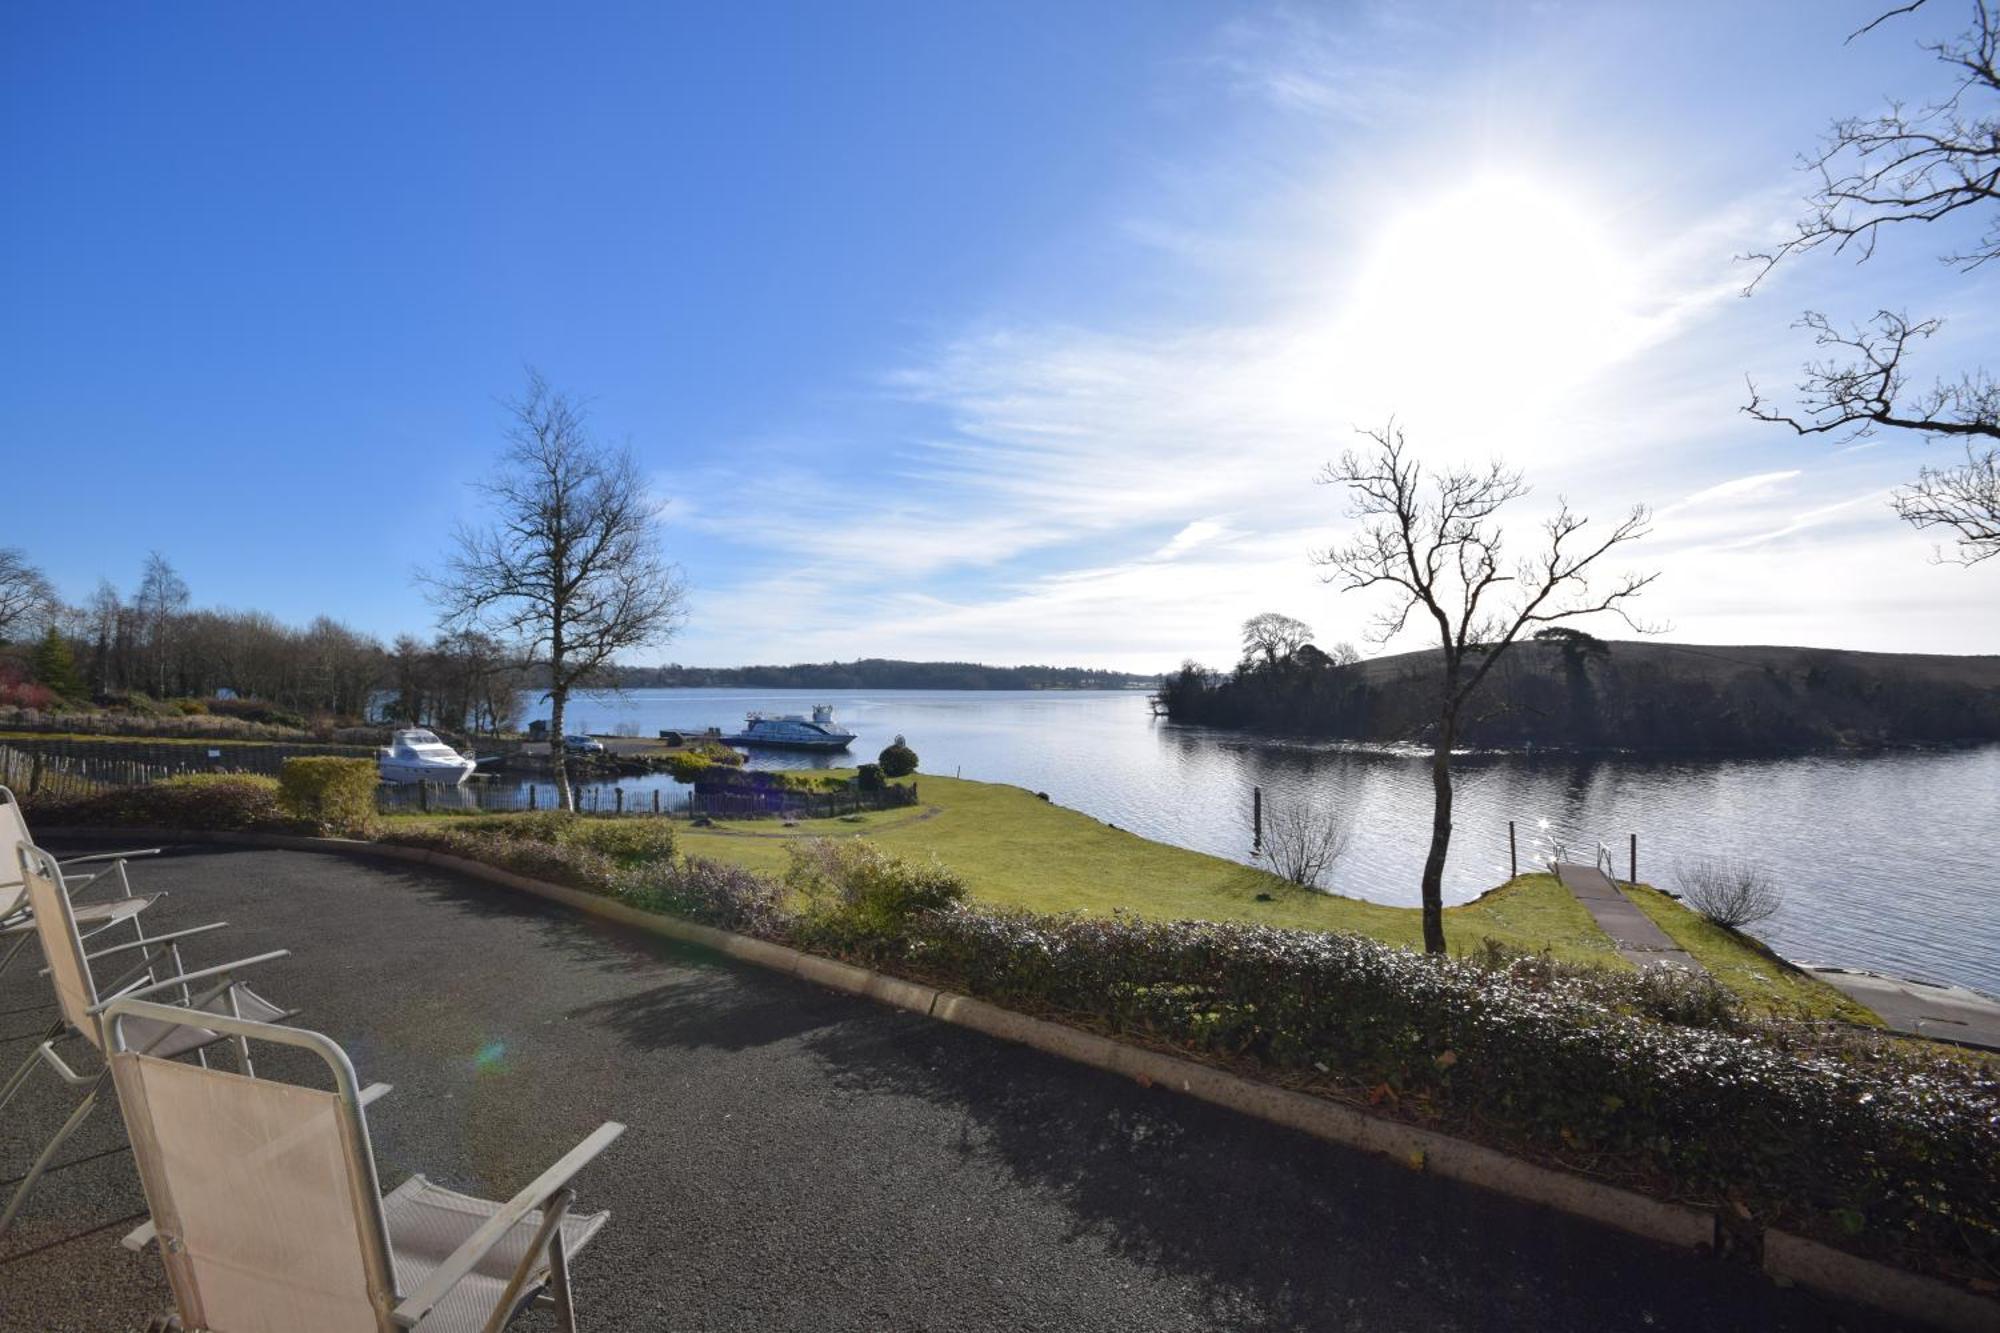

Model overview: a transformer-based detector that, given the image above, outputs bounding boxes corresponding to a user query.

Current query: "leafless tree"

[1745,0,2000,564]
[1674,856,1784,930]
[1316,423,1656,954]
[1258,796,1354,890]
[1240,612,1314,668]
[0,548,55,644]
[134,552,189,697]
[426,371,686,809]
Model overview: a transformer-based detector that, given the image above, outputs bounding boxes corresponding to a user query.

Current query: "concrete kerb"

[38,826,1998,1333]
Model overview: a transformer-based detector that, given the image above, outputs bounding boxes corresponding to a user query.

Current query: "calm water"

[546,688,2000,994]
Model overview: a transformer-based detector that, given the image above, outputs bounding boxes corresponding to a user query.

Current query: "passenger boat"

[720,705,856,752]
[377,729,479,784]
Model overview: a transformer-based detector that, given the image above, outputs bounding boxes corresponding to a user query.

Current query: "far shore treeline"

[0,546,1149,735]
[1159,631,2000,753]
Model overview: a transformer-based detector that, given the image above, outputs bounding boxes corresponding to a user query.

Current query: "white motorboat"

[377,728,478,785]
[720,705,856,752]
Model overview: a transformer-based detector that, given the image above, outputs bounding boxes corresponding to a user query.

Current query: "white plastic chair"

[0,783,164,983]
[0,841,290,1236]
[104,995,625,1332]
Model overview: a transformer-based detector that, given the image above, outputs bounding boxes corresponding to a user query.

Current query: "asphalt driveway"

[0,847,1916,1331]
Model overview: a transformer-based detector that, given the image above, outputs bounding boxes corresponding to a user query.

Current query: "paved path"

[1,847,1912,1332]
[1552,861,1703,972]
[1802,967,2000,1050]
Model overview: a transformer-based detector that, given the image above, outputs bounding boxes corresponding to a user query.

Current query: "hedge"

[23,773,287,831]
[278,757,378,836]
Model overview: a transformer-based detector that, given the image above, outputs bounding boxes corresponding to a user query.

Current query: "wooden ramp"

[1552,862,1703,973]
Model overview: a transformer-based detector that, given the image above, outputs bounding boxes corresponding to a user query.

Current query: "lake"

[543,687,2000,995]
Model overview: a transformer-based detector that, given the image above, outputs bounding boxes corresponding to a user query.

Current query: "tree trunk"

[549,687,574,812]
[1419,723,1454,955]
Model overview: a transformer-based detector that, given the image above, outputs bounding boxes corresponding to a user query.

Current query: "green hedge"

[24,773,286,831]
[278,757,378,836]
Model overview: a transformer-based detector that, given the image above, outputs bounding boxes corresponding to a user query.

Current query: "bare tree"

[1240,612,1315,668]
[1258,796,1354,890]
[0,548,55,644]
[1316,424,1656,954]
[426,372,686,810]
[1674,856,1784,930]
[134,552,189,697]
[1745,0,2000,563]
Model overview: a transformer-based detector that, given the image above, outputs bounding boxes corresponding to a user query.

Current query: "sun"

[1339,173,1644,423]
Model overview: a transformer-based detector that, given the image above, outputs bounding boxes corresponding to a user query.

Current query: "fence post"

[615,788,624,815]
[1509,820,1517,879]
[1629,833,1637,886]
[528,784,537,811]
[420,782,431,814]
[1251,786,1262,850]
[652,789,660,815]
[28,752,43,796]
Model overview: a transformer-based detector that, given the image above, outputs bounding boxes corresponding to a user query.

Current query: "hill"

[604,658,1154,691]
[1158,640,2000,752]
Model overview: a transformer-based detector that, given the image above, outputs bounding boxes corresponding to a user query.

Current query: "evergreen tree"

[30,626,87,701]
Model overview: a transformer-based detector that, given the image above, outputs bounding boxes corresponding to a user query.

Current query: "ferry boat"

[721,705,856,752]
[377,729,479,785]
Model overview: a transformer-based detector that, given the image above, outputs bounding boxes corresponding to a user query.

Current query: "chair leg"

[0,1077,102,1236]
[0,1019,65,1113]
[0,929,32,986]
[549,1230,577,1332]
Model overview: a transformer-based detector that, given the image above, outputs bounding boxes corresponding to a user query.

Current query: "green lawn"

[388,771,1874,1020]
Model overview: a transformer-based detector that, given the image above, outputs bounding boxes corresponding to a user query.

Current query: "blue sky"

[5,1,1994,669]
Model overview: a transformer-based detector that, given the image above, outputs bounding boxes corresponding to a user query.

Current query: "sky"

[4,1,1995,671]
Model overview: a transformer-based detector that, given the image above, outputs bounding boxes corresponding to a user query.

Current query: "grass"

[385,771,1876,1020]
[1622,882,1881,1024]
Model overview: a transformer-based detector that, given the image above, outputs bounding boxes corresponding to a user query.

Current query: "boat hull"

[719,734,854,752]
[377,759,478,785]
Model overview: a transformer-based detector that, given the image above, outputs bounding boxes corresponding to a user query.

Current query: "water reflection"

[541,688,1999,993]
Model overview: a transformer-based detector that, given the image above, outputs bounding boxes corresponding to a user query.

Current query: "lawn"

[387,771,1874,1019]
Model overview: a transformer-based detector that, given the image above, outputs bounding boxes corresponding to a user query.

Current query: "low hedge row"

[25,773,289,830]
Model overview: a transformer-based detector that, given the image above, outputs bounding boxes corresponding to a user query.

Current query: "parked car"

[563,733,605,754]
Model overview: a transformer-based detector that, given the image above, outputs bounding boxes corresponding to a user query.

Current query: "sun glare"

[1341,174,1644,422]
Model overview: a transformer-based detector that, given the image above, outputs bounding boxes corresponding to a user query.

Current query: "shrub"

[1675,856,1784,928]
[617,855,787,936]
[209,697,309,729]
[664,752,713,784]
[784,839,966,949]
[575,817,677,865]
[1259,797,1353,889]
[877,736,918,778]
[278,757,378,836]
[27,773,286,831]
[856,763,885,791]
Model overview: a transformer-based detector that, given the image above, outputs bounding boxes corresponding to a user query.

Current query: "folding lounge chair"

[0,841,292,1236]
[0,783,164,984]
[103,995,626,1332]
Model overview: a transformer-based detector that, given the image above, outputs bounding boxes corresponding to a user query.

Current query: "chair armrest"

[91,950,290,1013]
[81,921,230,962]
[391,1121,625,1329]
[57,848,163,867]
[120,1081,391,1253]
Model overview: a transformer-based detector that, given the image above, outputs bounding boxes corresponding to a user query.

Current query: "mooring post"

[1509,820,1517,879]
[420,782,431,814]
[1629,833,1637,886]
[615,788,624,815]
[528,784,537,812]
[652,789,660,815]
[1252,786,1263,851]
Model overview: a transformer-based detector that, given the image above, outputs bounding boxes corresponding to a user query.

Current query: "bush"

[856,763,885,791]
[27,773,286,831]
[279,757,379,836]
[784,839,966,949]
[877,736,918,778]
[1674,856,1784,928]
[617,855,788,936]
[664,752,713,784]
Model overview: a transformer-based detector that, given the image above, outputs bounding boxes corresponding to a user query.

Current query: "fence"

[0,741,207,801]
[374,778,922,820]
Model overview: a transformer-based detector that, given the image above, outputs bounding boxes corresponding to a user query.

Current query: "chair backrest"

[0,786,28,917]
[105,999,400,1333]
[17,843,98,1039]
